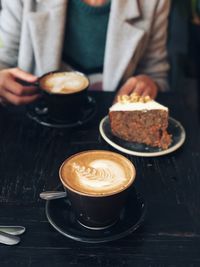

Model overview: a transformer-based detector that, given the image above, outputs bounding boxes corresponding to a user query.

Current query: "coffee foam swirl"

[60,150,135,196]
[40,72,89,94]
[72,160,127,190]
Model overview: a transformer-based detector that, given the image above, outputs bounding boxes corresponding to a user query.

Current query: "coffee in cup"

[38,71,89,122]
[39,71,89,94]
[59,150,136,229]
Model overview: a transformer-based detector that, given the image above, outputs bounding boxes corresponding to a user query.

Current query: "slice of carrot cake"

[109,93,172,150]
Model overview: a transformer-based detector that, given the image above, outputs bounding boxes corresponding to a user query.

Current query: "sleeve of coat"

[0,0,23,69]
[136,0,171,91]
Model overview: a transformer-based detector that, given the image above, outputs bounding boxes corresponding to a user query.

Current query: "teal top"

[63,0,111,74]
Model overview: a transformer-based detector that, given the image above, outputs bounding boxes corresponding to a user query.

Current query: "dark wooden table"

[0,90,200,267]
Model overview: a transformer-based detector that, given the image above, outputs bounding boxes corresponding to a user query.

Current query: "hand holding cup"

[0,68,39,105]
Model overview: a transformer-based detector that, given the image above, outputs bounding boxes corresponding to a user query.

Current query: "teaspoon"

[0,226,26,235]
[0,231,20,246]
[40,191,67,200]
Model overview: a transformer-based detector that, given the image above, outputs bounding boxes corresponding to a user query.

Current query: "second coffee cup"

[38,71,89,122]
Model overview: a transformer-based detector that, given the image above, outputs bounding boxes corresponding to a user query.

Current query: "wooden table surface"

[0,90,200,267]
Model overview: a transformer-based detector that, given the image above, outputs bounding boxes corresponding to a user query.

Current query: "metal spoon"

[0,231,20,245]
[0,226,26,235]
[40,191,67,200]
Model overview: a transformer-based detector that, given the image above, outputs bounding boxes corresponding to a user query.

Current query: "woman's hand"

[0,68,39,105]
[116,75,158,101]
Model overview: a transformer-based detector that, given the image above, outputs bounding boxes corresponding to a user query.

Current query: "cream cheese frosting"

[110,100,168,112]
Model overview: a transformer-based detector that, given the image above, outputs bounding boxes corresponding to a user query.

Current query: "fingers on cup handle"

[10,68,38,84]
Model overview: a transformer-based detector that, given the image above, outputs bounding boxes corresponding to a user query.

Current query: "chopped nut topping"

[117,93,152,104]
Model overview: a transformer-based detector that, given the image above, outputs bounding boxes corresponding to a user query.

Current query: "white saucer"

[99,116,186,157]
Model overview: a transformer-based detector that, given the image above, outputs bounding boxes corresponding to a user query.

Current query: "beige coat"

[0,0,170,91]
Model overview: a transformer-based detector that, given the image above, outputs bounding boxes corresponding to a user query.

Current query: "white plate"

[99,116,186,157]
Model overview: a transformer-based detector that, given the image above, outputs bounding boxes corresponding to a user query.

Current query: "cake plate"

[99,116,186,157]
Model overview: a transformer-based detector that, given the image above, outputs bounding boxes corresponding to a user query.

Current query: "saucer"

[99,116,186,157]
[26,96,96,128]
[45,188,146,243]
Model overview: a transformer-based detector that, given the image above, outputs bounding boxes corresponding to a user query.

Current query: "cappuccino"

[39,71,89,94]
[60,150,135,196]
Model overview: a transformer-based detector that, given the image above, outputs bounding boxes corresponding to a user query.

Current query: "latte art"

[60,150,135,196]
[39,72,89,94]
[72,160,127,190]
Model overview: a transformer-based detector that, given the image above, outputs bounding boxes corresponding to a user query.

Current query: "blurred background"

[168,0,200,109]
[0,1,199,99]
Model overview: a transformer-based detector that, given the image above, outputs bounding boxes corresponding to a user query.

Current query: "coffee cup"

[38,71,89,122]
[59,150,136,230]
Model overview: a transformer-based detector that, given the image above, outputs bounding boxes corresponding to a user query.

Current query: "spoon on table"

[0,226,26,235]
[40,191,67,200]
[0,231,21,245]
